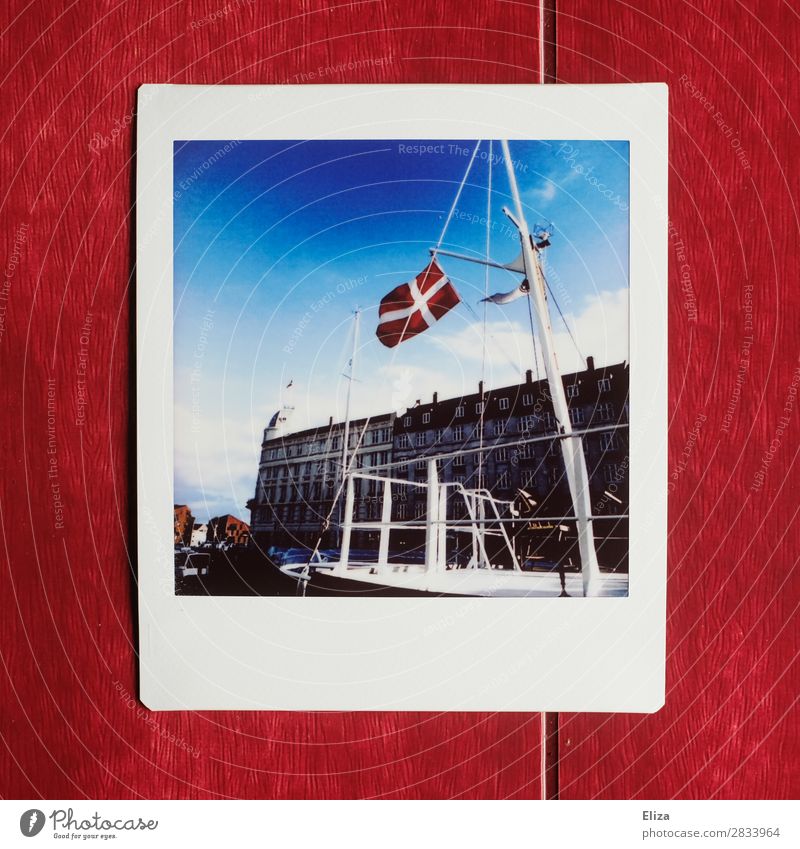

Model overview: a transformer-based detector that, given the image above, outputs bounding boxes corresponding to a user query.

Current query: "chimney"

[478,380,484,398]
[587,356,595,372]
[525,369,533,384]
[433,392,438,405]
[328,415,333,426]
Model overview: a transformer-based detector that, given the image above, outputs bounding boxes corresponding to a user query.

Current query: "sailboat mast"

[335,309,360,551]
[500,140,601,595]
[340,309,360,478]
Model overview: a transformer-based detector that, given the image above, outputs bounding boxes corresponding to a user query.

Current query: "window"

[415,432,426,447]
[518,442,534,460]
[435,428,445,443]
[403,416,412,427]
[415,459,426,471]
[521,469,536,489]
[604,463,625,484]
[453,474,466,486]
[499,397,510,411]
[543,411,555,429]
[598,377,612,392]
[548,466,561,486]
[569,407,585,426]
[493,421,506,437]
[475,401,485,414]
[519,414,537,432]
[331,436,340,451]
[497,471,510,490]
[398,434,410,449]
[522,393,534,406]
[453,425,464,441]
[422,412,431,424]
[371,427,390,444]
[453,455,465,468]
[473,423,484,440]
[596,402,615,422]
[495,447,508,462]
[415,502,426,519]
[269,448,278,460]
[455,405,465,417]
[396,503,407,521]
[600,432,620,451]
[566,384,579,399]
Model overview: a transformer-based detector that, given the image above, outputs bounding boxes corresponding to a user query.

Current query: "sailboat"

[276,140,628,598]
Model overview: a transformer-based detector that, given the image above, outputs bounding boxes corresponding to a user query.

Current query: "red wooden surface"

[0,0,545,800]
[557,1,800,799]
[1,0,797,801]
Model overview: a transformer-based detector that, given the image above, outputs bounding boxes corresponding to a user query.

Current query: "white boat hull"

[282,563,628,598]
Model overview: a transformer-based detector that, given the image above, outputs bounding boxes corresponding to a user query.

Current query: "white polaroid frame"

[137,84,667,711]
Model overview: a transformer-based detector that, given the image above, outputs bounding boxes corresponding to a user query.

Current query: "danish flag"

[376,259,461,348]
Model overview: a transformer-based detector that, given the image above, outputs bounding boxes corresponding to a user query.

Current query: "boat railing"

[336,459,523,575]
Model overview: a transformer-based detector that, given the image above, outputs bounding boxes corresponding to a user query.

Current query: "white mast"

[340,308,361,476]
[499,140,601,596]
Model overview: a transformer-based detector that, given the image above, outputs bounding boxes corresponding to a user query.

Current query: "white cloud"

[430,287,628,380]
[532,180,557,204]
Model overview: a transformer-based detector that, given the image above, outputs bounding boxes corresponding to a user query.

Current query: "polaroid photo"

[137,83,667,711]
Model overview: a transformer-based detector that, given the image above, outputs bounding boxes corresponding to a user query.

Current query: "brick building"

[207,514,250,546]
[173,504,194,547]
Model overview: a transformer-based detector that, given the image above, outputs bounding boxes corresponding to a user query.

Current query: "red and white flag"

[376,259,461,348]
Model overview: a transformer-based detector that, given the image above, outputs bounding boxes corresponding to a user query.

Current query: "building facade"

[249,358,629,568]
[248,413,395,550]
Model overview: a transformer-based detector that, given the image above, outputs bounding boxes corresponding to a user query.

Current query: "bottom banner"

[4,800,795,848]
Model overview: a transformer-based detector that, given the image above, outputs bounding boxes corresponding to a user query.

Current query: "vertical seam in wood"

[540,0,557,84]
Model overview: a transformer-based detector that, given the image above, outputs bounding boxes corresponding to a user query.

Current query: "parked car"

[174,550,211,578]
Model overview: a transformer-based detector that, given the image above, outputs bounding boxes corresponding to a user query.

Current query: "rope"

[298,414,373,595]
[477,141,492,491]
[395,140,484,348]
[542,265,587,368]
[526,292,541,382]
[431,140,483,259]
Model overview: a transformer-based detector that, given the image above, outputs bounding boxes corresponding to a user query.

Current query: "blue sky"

[174,139,629,521]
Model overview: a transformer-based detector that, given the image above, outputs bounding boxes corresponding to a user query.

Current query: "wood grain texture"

[556,0,799,800]
[0,0,543,799]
